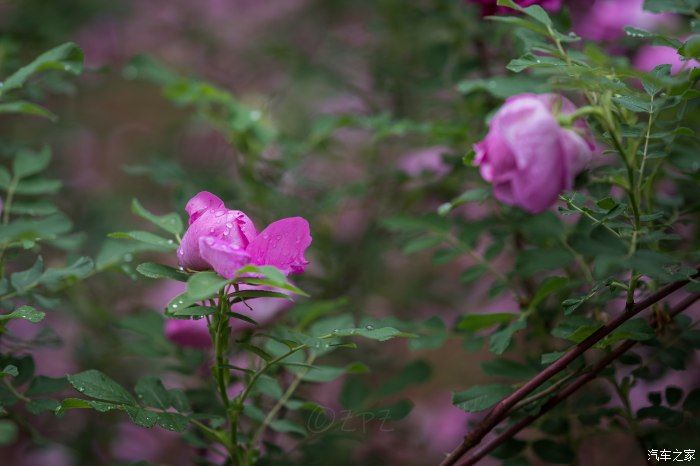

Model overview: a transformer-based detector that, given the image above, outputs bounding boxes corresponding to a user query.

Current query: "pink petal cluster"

[474,93,594,213]
[634,44,699,74]
[467,0,562,15]
[574,0,674,42]
[177,191,312,278]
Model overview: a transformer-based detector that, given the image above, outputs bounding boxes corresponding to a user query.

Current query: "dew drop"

[365,325,375,331]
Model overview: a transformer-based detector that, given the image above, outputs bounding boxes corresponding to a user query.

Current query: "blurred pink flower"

[111,422,190,464]
[634,44,698,73]
[398,146,451,181]
[178,191,312,277]
[474,93,594,213]
[574,0,675,42]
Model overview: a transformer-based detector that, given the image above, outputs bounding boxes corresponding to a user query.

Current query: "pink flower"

[474,93,594,213]
[574,0,675,42]
[398,146,450,180]
[467,0,562,15]
[177,192,312,278]
[634,44,699,74]
[164,318,211,349]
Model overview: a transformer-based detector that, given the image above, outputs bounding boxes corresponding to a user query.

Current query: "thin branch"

[439,271,698,466]
[457,292,700,466]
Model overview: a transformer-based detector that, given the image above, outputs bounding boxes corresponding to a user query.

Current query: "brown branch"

[439,272,698,466]
[457,292,700,466]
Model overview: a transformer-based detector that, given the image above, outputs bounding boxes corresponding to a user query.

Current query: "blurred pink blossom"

[574,0,675,42]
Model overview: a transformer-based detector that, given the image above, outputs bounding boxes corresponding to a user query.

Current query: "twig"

[457,293,700,466]
[439,272,698,466]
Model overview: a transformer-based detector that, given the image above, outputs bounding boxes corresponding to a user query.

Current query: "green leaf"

[136,262,188,282]
[0,365,18,377]
[330,327,416,341]
[597,318,654,347]
[157,412,188,432]
[643,0,698,14]
[0,306,45,323]
[376,360,432,397]
[40,257,94,287]
[1,42,84,95]
[26,376,68,396]
[171,306,215,317]
[482,359,536,379]
[131,199,183,236]
[453,384,512,412]
[541,351,566,365]
[135,376,171,410]
[13,146,52,179]
[269,419,307,436]
[551,316,599,343]
[457,313,519,331]
[532,440,575,464]
[490,319,527,354]
[67,370,136,405]
[529,276,568,309]
[108,231,178,250]
[613,95,652,113]
[26,398,60,414]
[0,419,18,446]
[10,257,44,293]
[0,101,56,120]
[125,406,158,428]
[187,271,229,300]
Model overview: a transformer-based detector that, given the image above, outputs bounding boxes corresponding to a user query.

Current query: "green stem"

[211,289,237,462]
[247,352,316,461]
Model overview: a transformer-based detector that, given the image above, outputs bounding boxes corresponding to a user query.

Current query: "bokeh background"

[0,1,698,465]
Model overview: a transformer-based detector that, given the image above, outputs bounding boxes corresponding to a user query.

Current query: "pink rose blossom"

[574,0,675,42]
[634,44,699,74]
[178,191,312,277]
[474,93,594,213]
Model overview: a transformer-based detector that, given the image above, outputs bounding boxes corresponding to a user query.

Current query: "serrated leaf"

[490,319,527,354]
[136,262,188,282]
[108,231,178,250]
[187,271,229,300]
[13,146,52,179]
[330,327,416,341]
[0,306,45,323]
[135,376,171,410]
[67,370,136,405]
[131,199,183,236]
[157,412,188,432]
[1,42,84,95]
[453,384,512,412]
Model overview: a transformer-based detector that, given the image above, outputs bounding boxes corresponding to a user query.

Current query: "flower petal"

[165,318,211,349]
[199,236,251,279]
[185,191,225,225]
[246,217,312,275]
[178,209,257,271]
